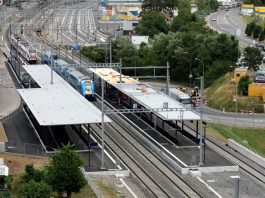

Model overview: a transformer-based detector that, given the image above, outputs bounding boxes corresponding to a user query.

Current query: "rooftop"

[89,68,200,121]
[18,65,111,126]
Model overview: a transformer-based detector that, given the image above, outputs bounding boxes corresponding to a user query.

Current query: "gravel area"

[200,171,265,198]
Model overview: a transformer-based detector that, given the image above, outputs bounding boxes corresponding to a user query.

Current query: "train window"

[85,81,92,91]
[29,50,36,54]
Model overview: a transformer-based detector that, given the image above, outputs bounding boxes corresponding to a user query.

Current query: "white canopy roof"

[18,65,111,126]
[89,68,200,121]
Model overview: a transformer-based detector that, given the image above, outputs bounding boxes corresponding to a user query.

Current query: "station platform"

[101,90,238,174]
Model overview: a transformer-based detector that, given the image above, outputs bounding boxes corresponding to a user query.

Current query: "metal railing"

[5,141,48,157]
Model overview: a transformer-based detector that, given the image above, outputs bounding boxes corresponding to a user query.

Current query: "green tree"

[253,25,262,39]
[4,176,13,190]
[142,0,178,13]
[20,164,44,183]
[18,180,52,198]
[245,21,256,37]
[259,29,265,41]
[46,144,86,198]
[243,47,263,71]
[112,37,138,75]
[197,0,219,14]
[238,75,251,95]
[135,11,168,37]
[81,46,105,62]
[245,23,253,37]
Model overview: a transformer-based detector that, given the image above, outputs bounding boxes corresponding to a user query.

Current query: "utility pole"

[166,62,170,95]
[109,37,112,64]
[199,76,204,166]
[101,79,105,169]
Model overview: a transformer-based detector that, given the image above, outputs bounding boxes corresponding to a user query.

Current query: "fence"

[5,141,47,157]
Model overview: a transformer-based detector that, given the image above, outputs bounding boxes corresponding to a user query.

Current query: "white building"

[131,36,149,47]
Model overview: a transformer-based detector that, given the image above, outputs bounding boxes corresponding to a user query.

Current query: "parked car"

[255,43,265,51]
[255,72,265,83]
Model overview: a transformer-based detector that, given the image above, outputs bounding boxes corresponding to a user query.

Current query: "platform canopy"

[18,65,111,126]
[115,84,200,120]
[89,68,200,121]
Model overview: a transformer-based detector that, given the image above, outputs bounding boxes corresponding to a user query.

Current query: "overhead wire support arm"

[103,107,191,115]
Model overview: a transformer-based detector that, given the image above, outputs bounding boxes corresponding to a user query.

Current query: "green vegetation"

[244,20,265,41]
[81,0,238,87]
[196,0,219,14]
[142,0,178,13]
[135,11,169,38]
[238,75,251,95]
[242,0,265,6]
[205,73,264,112]
[207,124,265,157]
[243,47,263,71]
[46,145,87,198]
[11,145,95,198]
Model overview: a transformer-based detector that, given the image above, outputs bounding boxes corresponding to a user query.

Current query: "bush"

[259,29,265,41]
[253,25,262,39]
[245,21,256,37]
[238,75,250,95]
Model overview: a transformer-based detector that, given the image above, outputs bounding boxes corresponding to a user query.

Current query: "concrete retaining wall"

[227,139,265,168]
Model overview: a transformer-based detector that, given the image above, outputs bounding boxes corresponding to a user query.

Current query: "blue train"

[41,50,95,100]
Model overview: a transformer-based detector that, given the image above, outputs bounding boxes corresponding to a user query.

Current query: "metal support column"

[199,76,204,166]
[109,37,112,64]
[88,124,91,168]
[175,121,178,145]
[101,80,105,169]
[154,114,156,129]
[119,58,122,83]
[181,120,184,131]
[166,62,170,95]
[196,121,199,139]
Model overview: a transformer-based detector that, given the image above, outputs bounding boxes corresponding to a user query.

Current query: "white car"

[212,18,217,21]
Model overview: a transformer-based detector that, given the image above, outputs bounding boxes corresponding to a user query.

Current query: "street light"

[195,57,205,166]
[184,51,192,88]
[195,58,205,79]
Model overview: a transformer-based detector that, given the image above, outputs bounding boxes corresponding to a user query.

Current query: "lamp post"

[195,58,205,79]
[230,65,238,113]
[184,51,192,88]
[195,57,205,166]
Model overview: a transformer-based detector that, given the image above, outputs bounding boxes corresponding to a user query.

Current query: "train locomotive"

[11,34,37,64]
[42,50,95,100]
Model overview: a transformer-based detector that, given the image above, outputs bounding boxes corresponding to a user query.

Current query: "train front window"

[85,81,92,91]
[29,50,36,55]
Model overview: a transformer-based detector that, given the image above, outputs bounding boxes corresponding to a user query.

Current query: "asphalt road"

[146,82,265,127]
[208,8,253,47]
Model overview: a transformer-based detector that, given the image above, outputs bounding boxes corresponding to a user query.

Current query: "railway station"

[16,64,129,174]
[89,68,238,173]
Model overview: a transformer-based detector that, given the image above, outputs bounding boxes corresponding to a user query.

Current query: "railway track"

[89,97,204,198]
[7,1,265,197]
[183,121,265,186]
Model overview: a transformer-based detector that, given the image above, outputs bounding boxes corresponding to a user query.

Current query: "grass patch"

[0,153,98,198]
[241,15,255,24]
[72,185,96,198]
[96,179,118,198]
[207,123,265,157]
[205,72,265,113]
